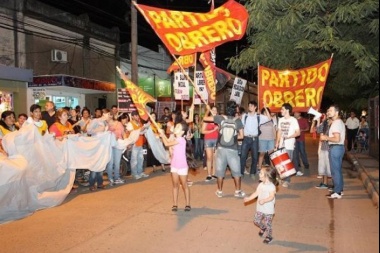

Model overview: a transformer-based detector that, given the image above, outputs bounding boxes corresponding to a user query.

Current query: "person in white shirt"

[275,103,300,188]
[320,105,346,199]
[345,111,359,151]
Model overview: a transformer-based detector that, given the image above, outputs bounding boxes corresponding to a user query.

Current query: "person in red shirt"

[201,106,219,182]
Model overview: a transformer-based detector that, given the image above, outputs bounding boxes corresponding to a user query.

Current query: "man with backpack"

[203,100,246,198]
[240,101,271,179]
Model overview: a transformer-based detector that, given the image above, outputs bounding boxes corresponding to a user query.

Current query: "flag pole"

[257,62,260,111]
[116,66,160,129]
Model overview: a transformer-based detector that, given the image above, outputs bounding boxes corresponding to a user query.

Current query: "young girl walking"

[159,121,191,212]
[244,166,278,244]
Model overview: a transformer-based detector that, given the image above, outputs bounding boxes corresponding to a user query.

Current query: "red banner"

[199,52,217,103]
[258,59,333,112]
[135,0,248,56]
[117,68,156,121]
[167,54,196,74]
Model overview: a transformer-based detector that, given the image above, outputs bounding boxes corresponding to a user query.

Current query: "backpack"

[218,117,238,147]
[244,114,261,136]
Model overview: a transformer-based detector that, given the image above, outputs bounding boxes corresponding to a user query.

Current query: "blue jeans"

[329,145,345,193]
[89,171,103,187]
[131,146,144,176]
[293,141,309,169]
[106,148,123,181]
[194,138,204,160]
[240,136,259,175]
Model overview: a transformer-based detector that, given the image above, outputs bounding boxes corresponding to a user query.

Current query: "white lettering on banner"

[173,70,190,100]
[194,71,209,104]
[230,77,247,105]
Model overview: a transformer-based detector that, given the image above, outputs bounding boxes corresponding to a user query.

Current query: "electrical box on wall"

[51,49,67,63]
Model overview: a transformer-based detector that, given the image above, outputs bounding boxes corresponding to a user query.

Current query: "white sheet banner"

[230,77,247,105]
[173,70,189,100]
[193,71,208,105]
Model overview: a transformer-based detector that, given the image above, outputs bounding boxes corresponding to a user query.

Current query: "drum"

[269,149,296,179]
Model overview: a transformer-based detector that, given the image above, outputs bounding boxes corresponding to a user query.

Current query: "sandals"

[97,185,106,189]
[171,205,191,212]
[263,236,273,244]
[89,186,96,191]
[258,229,266,237]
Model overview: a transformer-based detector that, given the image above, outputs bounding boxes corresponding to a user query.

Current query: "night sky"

[36,0,243,73]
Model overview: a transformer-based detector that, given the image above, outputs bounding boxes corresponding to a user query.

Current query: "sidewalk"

[346,150,379,208]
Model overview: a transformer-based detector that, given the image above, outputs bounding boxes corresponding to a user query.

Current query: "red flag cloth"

[258,58,333,112]
[199,52,216,103]
[215,67,231,92]
[117,68,156,121]
[167,54,196,74]
[134,0,248,56]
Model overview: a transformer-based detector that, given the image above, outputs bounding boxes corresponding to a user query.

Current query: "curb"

[346,153,379,208]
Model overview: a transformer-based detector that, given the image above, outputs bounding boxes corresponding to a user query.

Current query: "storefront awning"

[29,75,116,94]
[0,65,33,82]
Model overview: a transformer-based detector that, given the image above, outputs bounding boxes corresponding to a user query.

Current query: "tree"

[229,0,379,111]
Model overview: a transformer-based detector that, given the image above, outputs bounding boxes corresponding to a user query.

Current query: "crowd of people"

[1,99,369,241]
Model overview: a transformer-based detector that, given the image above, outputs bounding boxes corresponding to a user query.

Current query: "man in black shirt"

[41,101,56,128]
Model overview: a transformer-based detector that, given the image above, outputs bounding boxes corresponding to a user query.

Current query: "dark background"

[36,0,244,75]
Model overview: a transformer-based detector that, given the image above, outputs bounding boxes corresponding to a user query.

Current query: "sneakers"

[114,178,125,184]
[250,174,256,180]
[282,181,289,188]
[244,170,250,175]
[205,176,213,182]
[140,173,149,178]
[215,190,223,198]
[134,174,142,180]
[296,171,304,176]
[328,192,342,199]
[234,190,246,198]
[328,188,344,195]
[80,181,90,187]
[109,179,114,186]
[315,183,328,189]
[122,154,129,162]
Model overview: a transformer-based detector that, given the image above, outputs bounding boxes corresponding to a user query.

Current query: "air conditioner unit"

[51,49,67,63]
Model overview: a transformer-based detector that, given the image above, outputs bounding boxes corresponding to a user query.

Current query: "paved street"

[1,136,379,253]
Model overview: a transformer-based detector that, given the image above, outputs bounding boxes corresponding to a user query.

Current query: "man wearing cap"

[127,111,150,179]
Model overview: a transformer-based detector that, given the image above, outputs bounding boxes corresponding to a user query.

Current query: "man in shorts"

[203,100,246,198]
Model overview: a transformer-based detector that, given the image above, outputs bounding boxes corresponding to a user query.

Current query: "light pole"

[153,73,156,98]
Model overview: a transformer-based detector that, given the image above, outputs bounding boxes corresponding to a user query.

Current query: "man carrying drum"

[274,103,300,188]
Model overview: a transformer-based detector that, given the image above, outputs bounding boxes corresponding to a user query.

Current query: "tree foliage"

[229,0,379,111]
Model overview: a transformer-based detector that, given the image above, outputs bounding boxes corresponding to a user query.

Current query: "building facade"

[0,0,119,116]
